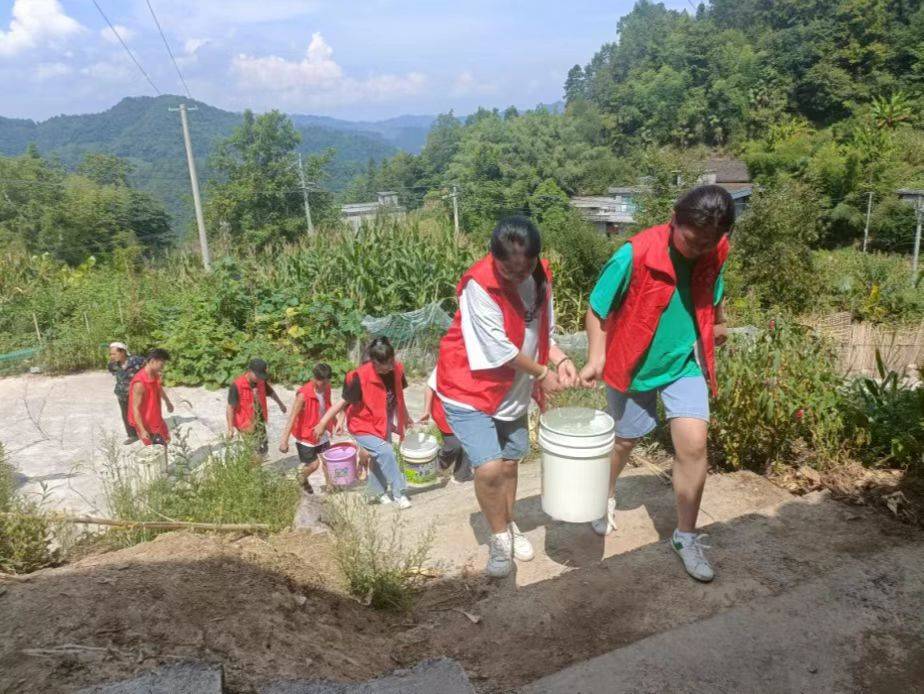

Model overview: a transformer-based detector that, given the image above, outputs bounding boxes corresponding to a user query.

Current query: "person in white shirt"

[434,216,578,578]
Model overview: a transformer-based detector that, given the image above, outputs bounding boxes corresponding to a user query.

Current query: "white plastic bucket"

[539,407,616,523]
[400,430,440,487]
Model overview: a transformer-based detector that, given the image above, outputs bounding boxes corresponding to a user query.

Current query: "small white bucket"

[400,429,440,487]
[539,407,616,523]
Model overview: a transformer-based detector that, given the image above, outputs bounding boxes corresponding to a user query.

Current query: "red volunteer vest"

[603,224,729,396]
[293,381,334,444]
[232,374,268,431]
[436,254,552,415]
[430,394,452,435]
[346,361,407,440]
[127,368,170,443]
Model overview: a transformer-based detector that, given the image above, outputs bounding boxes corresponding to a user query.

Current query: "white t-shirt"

[436,276,555,421]
[295,388,330,447]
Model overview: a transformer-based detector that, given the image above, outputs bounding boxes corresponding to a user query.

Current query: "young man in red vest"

[580,185,734,583]
[316,337,412,508]
[128,348,174,446]
[279,362,336,494]
[226,358,287,455]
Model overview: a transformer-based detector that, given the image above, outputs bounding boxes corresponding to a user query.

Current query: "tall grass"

[0,443,59,574]
[98,432,300,547]
[325,492,435,611]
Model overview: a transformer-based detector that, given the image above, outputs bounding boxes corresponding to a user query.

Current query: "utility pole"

[295,153,314,234]
[862,190,873,253]
[449,185,460,236]
[170,103,210,270]
[913,196,923,286]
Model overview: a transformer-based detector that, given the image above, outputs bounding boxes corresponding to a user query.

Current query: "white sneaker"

[486,533,513,578]
[671,531,714,582]
[508,522,534,561]
[378,494,392,505]
[395,495,412,510]
[591,495,617,536]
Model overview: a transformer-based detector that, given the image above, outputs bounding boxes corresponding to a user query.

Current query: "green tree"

[206,110,306,247]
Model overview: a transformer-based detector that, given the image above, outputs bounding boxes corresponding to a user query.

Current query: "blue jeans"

[354,434,406,498]
[442,403,530,469]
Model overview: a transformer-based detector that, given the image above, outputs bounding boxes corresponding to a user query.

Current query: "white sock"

[493,531,511,543]
[508,521,520,533]
[674,529,697,544]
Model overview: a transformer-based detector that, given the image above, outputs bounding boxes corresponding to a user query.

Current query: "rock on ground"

[77,661,223,694]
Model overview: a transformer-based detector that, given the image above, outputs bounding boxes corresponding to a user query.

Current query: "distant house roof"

[607,186,648,195]
[897,188,924,196]
[703,157,750,183]
[570,196,635,224]
[342,202,381,215]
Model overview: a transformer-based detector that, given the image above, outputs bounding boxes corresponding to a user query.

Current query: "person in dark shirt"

[227,358,287,456]
[107,342,146,444]
[316,338,412,508]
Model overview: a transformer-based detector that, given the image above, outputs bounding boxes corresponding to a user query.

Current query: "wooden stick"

[83,311,91,336]
[0,511,269,532]
[32,312,43,344]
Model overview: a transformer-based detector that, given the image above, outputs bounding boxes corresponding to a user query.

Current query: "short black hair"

[367,337,395,364]
[674,185,735,238]
[313,363,333,380]
[147,348,170,362]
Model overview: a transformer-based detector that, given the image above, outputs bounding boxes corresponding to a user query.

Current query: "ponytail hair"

[365,336,395,365]
[674,185,735,239]
[489,215,546,317]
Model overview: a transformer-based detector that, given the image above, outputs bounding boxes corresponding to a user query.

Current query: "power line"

[91,0,161,96]
[145,0,192,100]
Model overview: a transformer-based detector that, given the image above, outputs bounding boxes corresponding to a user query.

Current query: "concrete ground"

[0,371,427,517]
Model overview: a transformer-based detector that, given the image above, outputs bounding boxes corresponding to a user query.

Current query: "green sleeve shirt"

[589,243,725,393]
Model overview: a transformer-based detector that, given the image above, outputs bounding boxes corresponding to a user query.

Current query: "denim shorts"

[606,375,710,439]
[442,403,529,468]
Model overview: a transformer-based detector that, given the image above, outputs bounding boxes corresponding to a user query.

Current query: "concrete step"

[520,542,924,693]
[260,658,473,694]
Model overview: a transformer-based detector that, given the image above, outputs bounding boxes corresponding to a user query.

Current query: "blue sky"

[1,0,693,121]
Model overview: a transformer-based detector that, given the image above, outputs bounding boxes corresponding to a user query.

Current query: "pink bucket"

[322,442,359,488]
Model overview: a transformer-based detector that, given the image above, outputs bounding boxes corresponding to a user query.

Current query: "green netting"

[361,301,453,373]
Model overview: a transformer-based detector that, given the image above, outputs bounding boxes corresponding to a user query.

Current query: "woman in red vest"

[128,348,174,446]
[315,338,412,508]
[434,216,578,578]
[580,185,734,583]
[279,362,336,494]
[226,358,287,455]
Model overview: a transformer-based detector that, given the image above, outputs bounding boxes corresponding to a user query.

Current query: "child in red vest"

[434,217,578,578]
[580,185,734,583]
[226,358,287,455]
[419,370,472,484]
[128,348,174,446]
[279,363,336,494]
[316,337,412,508]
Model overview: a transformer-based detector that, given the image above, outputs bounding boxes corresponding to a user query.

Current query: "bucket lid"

[400,430,439,458]
[324,443,357,461]
[540,407,615,437]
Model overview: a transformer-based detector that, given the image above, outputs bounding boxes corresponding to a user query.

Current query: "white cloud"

[0,0,83,56]
[80,60,131,82]
[35,61,72,80]
[450,70,498,97]
[232,32,426,107]
[184,38,210,55]
[100,24,135,45]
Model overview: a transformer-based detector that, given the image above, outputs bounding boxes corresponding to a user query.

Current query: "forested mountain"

[289,114,436,153]
[350,0,923,247]
[0,96,402,234]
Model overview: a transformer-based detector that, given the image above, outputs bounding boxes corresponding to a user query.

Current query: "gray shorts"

[606,376,710,439]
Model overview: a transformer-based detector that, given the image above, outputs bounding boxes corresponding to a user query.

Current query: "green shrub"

[0,443,59,574]
[726,178,820,315]
[844,355,924,474]
[712,322,853,472]
[98,433,301,547]
[325,492,434,611]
